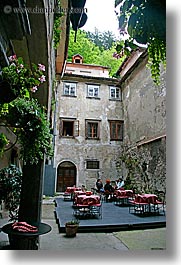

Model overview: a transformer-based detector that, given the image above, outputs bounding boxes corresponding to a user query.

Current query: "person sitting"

[96,178,104,193]
[116,177,125,189]
[104,179,114,201]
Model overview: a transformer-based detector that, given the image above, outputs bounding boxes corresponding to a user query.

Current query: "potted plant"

[0,97,53,164]
[65,219,79,237]
[0,54,46,103]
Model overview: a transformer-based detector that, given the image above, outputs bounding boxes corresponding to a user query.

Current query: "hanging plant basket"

[0,80,18,104]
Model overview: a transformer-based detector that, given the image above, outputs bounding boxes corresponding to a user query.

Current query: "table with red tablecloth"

[129,193,165,215]
[63,187,82,201]
[73,194,102,218]
[114,189,134,206]
[72,190,87,204]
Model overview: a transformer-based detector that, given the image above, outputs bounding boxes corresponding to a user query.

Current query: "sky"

[82,0,120,38]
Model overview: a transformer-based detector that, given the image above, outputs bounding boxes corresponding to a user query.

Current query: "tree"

[85,28,117,51]
[115,0,166,84]
[68,29,101,64]
[68,29,125,77]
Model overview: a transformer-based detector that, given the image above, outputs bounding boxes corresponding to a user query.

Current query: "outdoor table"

[139,194,157,204]
[76,194,100,205]
[72,190,86,204]
[73,194,102,218]
[66,187,81,193]
[129,194,160,215]
[63,186,82,200]
[2,222,51,250]
[114,189,134,206]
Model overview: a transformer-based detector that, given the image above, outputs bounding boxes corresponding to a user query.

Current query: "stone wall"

[118,55,166,193]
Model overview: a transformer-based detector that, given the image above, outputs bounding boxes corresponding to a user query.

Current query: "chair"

[152,191,166,215]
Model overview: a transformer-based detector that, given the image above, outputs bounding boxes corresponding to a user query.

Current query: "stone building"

[52,54,124,192]
[43,48,166,195]
[116,49,166,193]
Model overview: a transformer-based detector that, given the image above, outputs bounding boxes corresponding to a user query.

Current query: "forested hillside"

[67,28,125,77]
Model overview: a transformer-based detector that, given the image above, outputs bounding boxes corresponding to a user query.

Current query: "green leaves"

[0,133,9,157]
[68,29,125,77]
[2,98,53,164]
[115,0,166,84]
[147,38,166,85]
[0,164,22,221]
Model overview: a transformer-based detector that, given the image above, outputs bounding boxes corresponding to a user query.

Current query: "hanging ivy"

[53,0,64,49]
[115,0,166,85]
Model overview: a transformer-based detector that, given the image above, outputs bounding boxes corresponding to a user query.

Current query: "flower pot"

[65,224,79,237]
[0,80,18,103]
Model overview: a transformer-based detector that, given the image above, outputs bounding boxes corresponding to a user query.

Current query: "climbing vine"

[53,0,64,49]
[116,146,154,194]
[114,0,166,85]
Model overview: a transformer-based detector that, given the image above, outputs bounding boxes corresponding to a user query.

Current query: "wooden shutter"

[74,120,79,137]
[59,119,63,137]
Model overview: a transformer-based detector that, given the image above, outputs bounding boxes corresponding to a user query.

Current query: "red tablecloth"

[76,195,100,206]
[114,189,133,197]
[135,194,158,204]
[65,187,81,193]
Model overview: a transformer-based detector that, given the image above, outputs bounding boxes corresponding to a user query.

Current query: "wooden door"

[56,162,76,192]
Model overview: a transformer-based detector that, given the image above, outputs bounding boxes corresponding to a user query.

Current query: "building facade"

[52,54,123,192]
[43,49,166,196]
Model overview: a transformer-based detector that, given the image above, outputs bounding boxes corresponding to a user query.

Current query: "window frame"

[59,118,79,138]
[109,86,121,100]
[63,82,77,97]
[87,84,100,98]
[86,160,100,170]
[109,120,124,141]
[85,119,101,140]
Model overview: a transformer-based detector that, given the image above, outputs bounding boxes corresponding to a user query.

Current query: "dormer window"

[72,54,83,64]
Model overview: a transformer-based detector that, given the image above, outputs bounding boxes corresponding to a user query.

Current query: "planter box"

[65,224,79,237]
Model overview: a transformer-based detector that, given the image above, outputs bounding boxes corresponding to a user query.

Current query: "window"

[87,84,100,98]
[109,120,124,141]
[60,118,79,137]
[85,120,100,139]
[86,160,100,169]
[63,82,76,96]
[75,59,80,63]
[109,86,121,100]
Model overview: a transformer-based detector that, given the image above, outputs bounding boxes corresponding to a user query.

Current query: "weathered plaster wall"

[121,57,166,145]
[54,77,123,190]
[120,56,166,193]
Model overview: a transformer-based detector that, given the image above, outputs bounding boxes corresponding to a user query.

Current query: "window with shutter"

[59,118,79,138]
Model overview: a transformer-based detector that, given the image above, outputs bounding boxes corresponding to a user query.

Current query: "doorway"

[56,161,76,192]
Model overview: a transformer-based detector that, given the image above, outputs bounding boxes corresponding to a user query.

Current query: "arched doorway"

[56,161,76,192]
